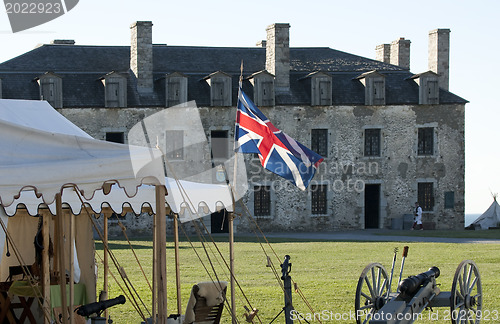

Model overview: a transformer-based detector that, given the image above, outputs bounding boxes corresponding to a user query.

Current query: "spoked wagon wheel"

[450,260,482,324]
[355,262,390,324]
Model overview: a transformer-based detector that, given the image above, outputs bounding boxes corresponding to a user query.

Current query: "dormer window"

[410,71,439,105]
[300,72,332,106]
[165,72,188,107]
[247,70,275,106]
[356,70,386,105]
[100,72,127,108]
[35,72,62,108]
[203,71,232,107]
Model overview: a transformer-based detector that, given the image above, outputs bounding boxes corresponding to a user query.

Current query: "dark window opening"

[106,132,125,144]
[418,127,434,155]
[254,185,271,217]
[311,184,327,215]
[311,129,328,157]
[364,129,381,157]
[444,191,455,209]
[418,182,434,211]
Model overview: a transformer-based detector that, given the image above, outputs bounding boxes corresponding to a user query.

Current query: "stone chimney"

[428,28,450,91]
[390,37,411,70]
[375,44,391,63]
[266,23,290,90]
[256,40,266,48]
[130,21,153,93]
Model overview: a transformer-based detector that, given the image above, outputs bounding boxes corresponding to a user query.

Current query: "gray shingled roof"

[0,44,468,107]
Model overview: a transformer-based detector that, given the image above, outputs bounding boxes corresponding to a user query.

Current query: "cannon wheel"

[355,262,390,324]
[450,260,482,324]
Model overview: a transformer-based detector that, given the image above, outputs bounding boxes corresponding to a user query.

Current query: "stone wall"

[58,101,465,233]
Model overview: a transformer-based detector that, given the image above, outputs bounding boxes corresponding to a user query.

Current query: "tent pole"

[229,211,236,324]
[55,193,69,324]
[173,214,181,314]
[155,185,167,323]
[69,210,75,324]
[41,210,51,324]
[103,210,110,320]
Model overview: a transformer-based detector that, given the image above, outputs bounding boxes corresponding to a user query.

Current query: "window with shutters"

[427,80,439,104]
[418,127,434,156]
[260,81,274,106]
[364,129,381,157]
[205,72,231,106]
[37,73,62,108]
[311,184,328,215]
[311,129,328,157]
[101,72,127,108]
[254,185,271,217]
[165,73,188,107]
[248,70,275,106]
[310,73,332,106]
[165,130,184,160]
[418,182,434,211]
[373,80,385,105]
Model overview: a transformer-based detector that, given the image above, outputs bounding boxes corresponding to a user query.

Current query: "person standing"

[412,202,423,230]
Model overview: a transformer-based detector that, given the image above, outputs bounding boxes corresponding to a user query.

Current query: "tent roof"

[471,198,500,229]
[0,99,165,207]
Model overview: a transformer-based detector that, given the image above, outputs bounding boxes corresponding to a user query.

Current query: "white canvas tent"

[471,197,500,230]
[0,99,233,323]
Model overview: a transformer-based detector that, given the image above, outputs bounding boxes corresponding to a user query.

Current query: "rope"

[73,188,150,321]
[115,216,153,292]
[238,200,322,323]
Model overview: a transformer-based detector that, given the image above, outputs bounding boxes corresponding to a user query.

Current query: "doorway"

[211,210,229,233]
[364,184,380,229]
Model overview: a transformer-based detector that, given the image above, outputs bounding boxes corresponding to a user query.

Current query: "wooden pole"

[228,211,236,324]
[69,210,75,324]
[173,215,181,314]
[103,210,110,320]
[41,210,51,324]
[155,185,167,323]
[55,193,68,324]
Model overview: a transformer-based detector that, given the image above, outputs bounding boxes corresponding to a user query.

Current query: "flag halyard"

[235,89,324,190]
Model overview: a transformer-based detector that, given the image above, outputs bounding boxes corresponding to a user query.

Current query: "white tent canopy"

[0,98,233,220]
[0,99,165,207]
[471,197,500,230]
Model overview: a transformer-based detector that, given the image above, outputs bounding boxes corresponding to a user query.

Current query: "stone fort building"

[0,22,466,233]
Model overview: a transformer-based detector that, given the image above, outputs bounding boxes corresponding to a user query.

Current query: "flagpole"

[228,60,243,324]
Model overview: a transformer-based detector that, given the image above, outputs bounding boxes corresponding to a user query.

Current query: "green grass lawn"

[96,235,500,323]
[374,229,500,239]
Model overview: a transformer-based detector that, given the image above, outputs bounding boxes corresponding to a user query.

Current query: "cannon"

[355,247,482,324]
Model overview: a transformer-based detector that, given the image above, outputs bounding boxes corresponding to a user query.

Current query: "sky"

[0,0,498,214]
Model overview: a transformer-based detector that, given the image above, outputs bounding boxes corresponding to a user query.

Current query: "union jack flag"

[235,88,324,190]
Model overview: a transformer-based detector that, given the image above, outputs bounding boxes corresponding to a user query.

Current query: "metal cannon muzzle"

[398,266,440,295]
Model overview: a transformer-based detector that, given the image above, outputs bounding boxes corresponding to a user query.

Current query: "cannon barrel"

[75,295,126,317]
[398,266,440,295]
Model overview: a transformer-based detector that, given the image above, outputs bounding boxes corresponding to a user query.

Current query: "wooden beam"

[55,193,68,324]
[69,210,74,324]
[173,215,181,314]
[103,210,110,320]
[40,210,51,324]
[155,185,167,323]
